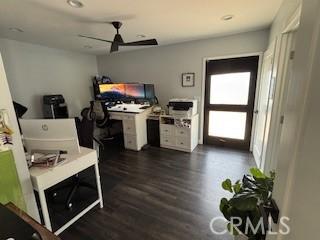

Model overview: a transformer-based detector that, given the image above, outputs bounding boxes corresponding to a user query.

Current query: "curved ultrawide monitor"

[99,84,126,99]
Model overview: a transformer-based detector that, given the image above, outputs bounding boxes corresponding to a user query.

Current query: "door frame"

[261,5,301,172]
[200,52,264,152]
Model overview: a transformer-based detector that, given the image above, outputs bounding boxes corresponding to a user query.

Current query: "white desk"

[29,147,103,235]
[107,104,152,151]
[107,103,149,114]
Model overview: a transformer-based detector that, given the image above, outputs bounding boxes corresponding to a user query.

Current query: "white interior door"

[252,42,276,168]
[264,31,297,173]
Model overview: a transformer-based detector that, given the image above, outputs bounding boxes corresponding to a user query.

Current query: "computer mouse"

[123,107,127,110]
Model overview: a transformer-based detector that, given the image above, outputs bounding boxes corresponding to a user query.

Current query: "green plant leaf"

[250,168,266,179]
[222,179,233,193]
[230,195,258,211]
[233,181,241,194]
[242,175,258,189]
[219,167,276,236]
[220,198,228,211]
[227,223,240,236]
[220,198,232,220]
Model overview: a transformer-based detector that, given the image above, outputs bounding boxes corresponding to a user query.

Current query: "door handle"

[254,110,259,114]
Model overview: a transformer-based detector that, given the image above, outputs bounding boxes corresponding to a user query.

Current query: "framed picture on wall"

[182,73,195,87]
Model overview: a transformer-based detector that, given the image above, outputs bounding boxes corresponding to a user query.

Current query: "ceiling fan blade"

[110,42,119,53]
[78,35,113,43]
[120,39,158,46]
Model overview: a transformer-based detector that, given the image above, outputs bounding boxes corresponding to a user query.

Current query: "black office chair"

[76,107,103,150]
[90,101,123,141]
[51,108,101,210]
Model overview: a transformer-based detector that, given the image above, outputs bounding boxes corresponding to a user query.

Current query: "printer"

[168,98,198,118]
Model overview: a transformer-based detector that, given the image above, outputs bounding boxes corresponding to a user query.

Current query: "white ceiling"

[0,0,283,55]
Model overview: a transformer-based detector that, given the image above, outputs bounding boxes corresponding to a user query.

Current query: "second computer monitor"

[144,84,155,99]
[125,83,145,99]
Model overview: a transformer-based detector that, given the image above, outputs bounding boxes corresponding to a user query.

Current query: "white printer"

[168,98,198,118]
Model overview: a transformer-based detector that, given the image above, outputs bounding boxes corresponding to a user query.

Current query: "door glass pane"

[208,111,247,140]
[210,72,251,105]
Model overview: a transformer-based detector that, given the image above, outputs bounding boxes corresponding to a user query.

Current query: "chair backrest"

[90,101,110,128]
[75,108,94,149]
[91,101,104,120]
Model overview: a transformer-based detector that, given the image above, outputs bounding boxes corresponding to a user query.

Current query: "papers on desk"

[26,151,65,168]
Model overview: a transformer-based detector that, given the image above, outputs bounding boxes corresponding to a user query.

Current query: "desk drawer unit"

[122,115,135,121]
[175,128,190,137]
[123,120,136,135]
[109,108,151,151]
[124,134,138,150]
[175,136,191,149]
[160,124,174,136]
[159,114,199,152]
[160,135,175,146]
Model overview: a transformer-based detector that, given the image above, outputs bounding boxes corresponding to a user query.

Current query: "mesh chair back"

[75,108,94,149]
[90,101,110,128]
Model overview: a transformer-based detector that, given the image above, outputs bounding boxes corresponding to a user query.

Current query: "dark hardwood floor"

[59,145,255,240]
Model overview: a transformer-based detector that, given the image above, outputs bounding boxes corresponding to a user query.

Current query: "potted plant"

[219,168,276,240]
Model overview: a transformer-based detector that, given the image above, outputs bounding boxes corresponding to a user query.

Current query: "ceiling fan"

[79,21,158,53]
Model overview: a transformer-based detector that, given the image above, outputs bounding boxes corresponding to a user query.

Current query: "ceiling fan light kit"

[79,21,158,53]
[67,0,84,8]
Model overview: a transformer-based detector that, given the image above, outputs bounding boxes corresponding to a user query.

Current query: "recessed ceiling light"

[221,15,234,21]
[9,27,24,33]
[136,34,146,38]
[84,45,92,49]
[67,0,84,8]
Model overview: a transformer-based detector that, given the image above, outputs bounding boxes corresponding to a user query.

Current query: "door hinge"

[290,50,295,60]
[280,115,285,124]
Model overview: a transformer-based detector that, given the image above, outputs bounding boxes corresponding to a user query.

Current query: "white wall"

[0,38,98,118]
[284,10,320,237]
[0,53,39,220]
[97,29,269,141]
[269,0,302,42]
[267,0,320,239]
